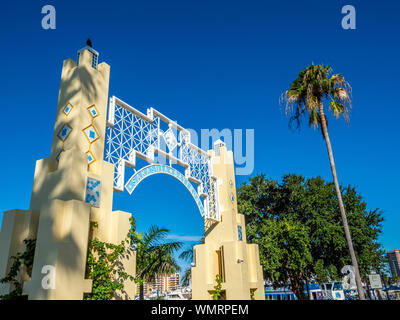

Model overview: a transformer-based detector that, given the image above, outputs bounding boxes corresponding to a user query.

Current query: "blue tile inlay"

[237,225,243,241]
[85,177,101,207]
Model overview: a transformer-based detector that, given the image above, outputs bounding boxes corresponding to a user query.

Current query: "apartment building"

[387,250,400,277]
[136,273,181,297]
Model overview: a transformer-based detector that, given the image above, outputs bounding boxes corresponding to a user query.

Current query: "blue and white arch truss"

[103,96,220,221]
[125,164,206,217]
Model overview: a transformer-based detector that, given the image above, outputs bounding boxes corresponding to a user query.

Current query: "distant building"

[264,286,297,300]
[136,273,181,297]
[387,250,400,277]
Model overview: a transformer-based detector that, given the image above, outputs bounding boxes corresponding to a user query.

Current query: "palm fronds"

[280,64,352,129]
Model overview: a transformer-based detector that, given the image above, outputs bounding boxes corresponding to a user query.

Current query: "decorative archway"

[125,164,206,217]
[0,45,265,300]
[103,96,220,221]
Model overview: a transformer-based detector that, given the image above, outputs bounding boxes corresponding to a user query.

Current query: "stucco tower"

[191,140,265,300]
[0,46,136,300]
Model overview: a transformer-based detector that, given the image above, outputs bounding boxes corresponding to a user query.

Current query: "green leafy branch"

[250,288,255,300]
[212,274,224,300]
[84,218,136,300]
[0,238,36,300]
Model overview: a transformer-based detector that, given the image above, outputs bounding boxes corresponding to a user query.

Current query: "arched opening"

[124,164,206,217]
[112,163,204,298]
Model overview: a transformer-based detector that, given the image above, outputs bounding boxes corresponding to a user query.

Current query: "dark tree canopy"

[237,173,385,299]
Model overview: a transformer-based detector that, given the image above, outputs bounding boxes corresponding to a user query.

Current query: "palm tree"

[280,64,365,300]
[179,237,204,288]
[131,225,182,300]
[179,250,193,288]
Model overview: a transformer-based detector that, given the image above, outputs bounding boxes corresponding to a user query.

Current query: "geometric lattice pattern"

[180,133,211,195]
[103,96,220,221]
[104,103,159,167]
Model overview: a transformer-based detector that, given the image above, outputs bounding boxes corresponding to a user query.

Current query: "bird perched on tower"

[86,38,92,48]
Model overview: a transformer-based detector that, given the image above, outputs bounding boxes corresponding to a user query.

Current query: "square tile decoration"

[83,125,99,143]
[237,225,243,241]
[87,105,99,118]
[63,103,73,117]
[57,123,72,141]
[162,128,178,151]
[85,177,101,207]
[87,151,96,165]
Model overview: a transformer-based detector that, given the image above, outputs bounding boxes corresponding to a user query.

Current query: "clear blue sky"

[1,0,399,275]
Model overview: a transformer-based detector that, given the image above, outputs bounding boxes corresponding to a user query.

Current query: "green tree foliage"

[212,274,224,300]
[180,265,192,288]
[250,288,256,300]
[390,275,400,285]
[280,63,366,299]
[131,225,182,300]
[237,173,385,299]
[84,219,135,300]
[0,239,36,300]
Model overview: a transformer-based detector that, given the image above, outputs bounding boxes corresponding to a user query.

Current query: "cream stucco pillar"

[191,140,265,300]
[0,47,136,300]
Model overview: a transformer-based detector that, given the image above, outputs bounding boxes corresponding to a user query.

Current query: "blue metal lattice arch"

[103,96,220,221]
[125,164,206,217]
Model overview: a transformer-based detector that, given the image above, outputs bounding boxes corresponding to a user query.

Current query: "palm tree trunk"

[318,104,366,300]
[139,283,144,300]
